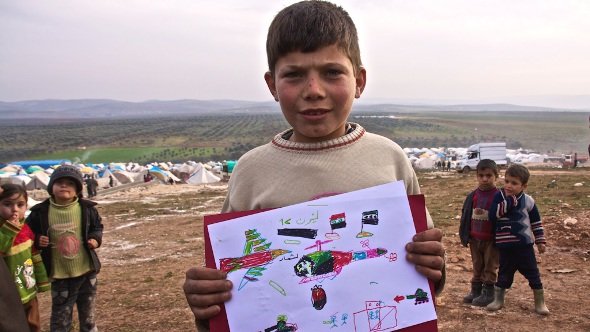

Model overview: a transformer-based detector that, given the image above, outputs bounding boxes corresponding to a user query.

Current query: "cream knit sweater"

[222,123,431,227]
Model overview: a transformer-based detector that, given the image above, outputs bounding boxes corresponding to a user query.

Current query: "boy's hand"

[38,235,50,248]
[87,239,99,249]
[405,228,445,282]
[183,267,233,321]
[537,243,546,254]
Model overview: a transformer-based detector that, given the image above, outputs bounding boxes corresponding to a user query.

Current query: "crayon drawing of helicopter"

[219,229,290,290]
[294,239,387,284]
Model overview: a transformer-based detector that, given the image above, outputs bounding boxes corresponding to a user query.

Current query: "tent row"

[0,160,235,190]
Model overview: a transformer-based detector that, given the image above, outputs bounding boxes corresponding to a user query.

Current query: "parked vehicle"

[456,142,508,173]
[562,153,588,168]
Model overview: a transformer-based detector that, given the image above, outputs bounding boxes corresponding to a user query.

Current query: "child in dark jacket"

[27,165,104,331]
[459,159,499,306]
[486,164,549,315]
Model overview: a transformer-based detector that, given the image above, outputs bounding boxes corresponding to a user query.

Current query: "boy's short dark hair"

[505,164,530,184]
[266,0,362,75]
[476,159,499,177]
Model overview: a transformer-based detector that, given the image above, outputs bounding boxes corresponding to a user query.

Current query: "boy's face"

[476,168,497,190]
[264,44,366,143]
[52,178,78,203]
[503,174,527,196]
[0,193,27,222]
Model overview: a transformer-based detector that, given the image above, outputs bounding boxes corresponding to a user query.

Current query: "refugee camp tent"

[414,157,436,169]
[0,174,29,186]
[98,168,121,187]
[112,170,136,184]
[26,172,50,190]
[225,160,237,173]
[10,160,70,169]
[25,165,44,174]
[171,163,198,182]
[187,165,221,184]
[0,165,20,173]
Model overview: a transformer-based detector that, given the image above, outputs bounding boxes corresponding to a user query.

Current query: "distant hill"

[0,99,586,120]
[0,99,278,119]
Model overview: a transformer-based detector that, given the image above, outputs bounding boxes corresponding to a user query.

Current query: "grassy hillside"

[2,111,588,163]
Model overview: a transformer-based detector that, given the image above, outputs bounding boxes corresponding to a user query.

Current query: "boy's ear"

[264,71,279,101]
[355,67,367,99]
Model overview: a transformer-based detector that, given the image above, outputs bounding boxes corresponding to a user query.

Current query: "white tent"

[99,168,121,187]
[26,172,50,190]
[414,157,436,169]
[187,165,221,184]
[112,170,136,184]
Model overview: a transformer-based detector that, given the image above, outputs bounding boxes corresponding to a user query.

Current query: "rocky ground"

[33,168,590,331]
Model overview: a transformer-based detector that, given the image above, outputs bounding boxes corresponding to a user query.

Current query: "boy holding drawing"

[183,1,445,329]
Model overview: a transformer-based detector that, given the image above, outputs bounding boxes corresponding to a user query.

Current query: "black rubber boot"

[463,282,482,303]
[473,283,495,306]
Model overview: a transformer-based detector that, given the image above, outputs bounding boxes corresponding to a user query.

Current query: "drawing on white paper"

[294,239,387,284]
[325,212,346,239]
[353,300,398,332]
[262,314,298,332]
[311,285,327,310]
[357,210,379,238]
[208,181,438,331]
[219,229,290,290]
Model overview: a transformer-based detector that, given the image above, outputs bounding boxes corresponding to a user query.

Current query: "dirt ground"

[33,168,590,332]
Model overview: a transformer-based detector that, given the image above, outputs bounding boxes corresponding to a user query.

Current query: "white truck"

[456,142,508,173]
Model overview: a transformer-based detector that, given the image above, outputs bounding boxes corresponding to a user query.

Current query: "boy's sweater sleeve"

[25,210,43,249]
[528,200,546,244]
[489,190,517,221]
[458,192,473,247]
[88,207,104,247]
[0,221,20,255]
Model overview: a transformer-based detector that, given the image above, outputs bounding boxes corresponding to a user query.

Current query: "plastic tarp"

[25,165,44,174]
[226,160,237,173]
[9,160,70,169]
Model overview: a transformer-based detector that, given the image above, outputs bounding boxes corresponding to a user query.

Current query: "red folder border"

[204,195,438,331]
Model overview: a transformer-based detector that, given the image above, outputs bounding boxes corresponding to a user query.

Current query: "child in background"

[486,164,549,315]
[459,159,499,306]
[183,1,445,330]
[27,165,104,332]
[0,183,50,332]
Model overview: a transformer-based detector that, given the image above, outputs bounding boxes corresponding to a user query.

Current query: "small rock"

[550,268,577,274]
[449,257,460,263]
[448,203,453,206]
[561,203,571,208]
[564,217,578,226]
[573,182,583,187]
[455,215,461,220]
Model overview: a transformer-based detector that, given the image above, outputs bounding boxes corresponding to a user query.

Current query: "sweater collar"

[271,122,366,152]
[49,196,79,209]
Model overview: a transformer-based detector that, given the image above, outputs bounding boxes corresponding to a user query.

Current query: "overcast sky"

[1,0,589,105]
